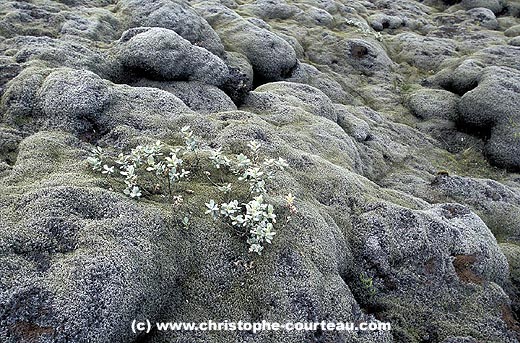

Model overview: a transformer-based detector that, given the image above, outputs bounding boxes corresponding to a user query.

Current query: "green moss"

[376,291,502,343]
[435,148,509,181]
[501,243,520,282]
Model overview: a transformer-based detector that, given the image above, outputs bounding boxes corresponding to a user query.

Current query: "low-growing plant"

[344,18,384,42]
[509,117,520,140]
[360,273,377,297]
[87,126,296,255]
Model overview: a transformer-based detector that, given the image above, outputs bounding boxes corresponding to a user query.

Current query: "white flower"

[263,204,276,222]
[275,157,289,169]
[169,168,180,181]
[240,167,264,182]
[120,165,138,184]
[87,156,102,171]
[253,194,264,204]
[250,179,266,194]
[248,243,264,255]
[91,146,103,157]
[102,165,114,175]
[250,226,263,238]
[218,183,232,193]
[205,200,219,220]
[285,193,297,214]
[153,140,164,152]
[120,165,135,177]
[125,186,142,198]
[179,169,190,178]
[165,154,183,168]
[235,154,251,169]
[231,214,250,227]
[263,223,276,243]
[209,147,230,169]
[186,138,198,151]
[153,162,166,175]
[181,126,198,151]
[116,153,135,167]
[220,200,239,216]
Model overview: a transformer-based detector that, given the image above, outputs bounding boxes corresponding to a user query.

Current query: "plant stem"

[167,176,172,202]
[205,173,220,188]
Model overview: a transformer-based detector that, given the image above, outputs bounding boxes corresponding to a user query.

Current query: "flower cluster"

[229,143,289,195]
[113,140,190,198]
[209,148,231,169]
[86,146,106,173]
[344,18,383,41]
[181,125,199,151]
[285,193,298,217]
[88,128,197,199]
[204,140,292,254]
[87,127,295,255]
[206,195,278,254]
